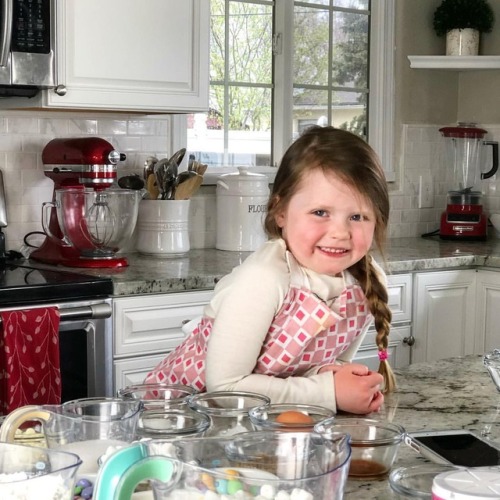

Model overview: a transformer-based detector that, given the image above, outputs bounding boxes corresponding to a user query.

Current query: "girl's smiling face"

[275,168,376,276]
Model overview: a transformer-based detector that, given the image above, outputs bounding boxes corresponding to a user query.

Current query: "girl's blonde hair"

[265,126,395,392]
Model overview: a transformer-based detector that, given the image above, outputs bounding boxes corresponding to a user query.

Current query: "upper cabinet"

[4,0,209,113]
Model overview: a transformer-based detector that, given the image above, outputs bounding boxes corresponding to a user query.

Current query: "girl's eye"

[312,209,327,217]
[350,214,365,222]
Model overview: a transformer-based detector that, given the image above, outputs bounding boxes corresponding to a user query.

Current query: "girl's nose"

[328,219,350,239]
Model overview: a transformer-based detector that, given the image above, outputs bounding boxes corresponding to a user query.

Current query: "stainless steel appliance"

[0,0,55,96]
[0,263,114,402]
[439,123,499,241]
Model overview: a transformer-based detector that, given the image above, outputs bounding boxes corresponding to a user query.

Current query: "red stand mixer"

[31,137,140,268]
[439,124,499,241]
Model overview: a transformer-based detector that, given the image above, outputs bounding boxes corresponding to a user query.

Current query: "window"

[184,0,395,177]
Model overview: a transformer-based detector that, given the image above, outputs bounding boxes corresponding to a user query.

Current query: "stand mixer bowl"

[43,188,140,259]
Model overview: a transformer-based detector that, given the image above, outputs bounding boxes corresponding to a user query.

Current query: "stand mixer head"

[31,137,137,268]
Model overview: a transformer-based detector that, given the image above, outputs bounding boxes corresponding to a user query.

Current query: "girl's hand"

[327,363,384,414]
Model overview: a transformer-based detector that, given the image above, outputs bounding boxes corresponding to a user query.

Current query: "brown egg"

[275,410,314,425]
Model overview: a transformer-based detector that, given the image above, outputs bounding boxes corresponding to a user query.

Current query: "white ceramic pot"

[216,167,269,251]
[446,28,479,56]
[136,199,190,257]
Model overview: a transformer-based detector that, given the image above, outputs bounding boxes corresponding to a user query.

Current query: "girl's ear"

[271,195,285,228]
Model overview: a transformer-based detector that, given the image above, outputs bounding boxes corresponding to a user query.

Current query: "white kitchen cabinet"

[353,273,413,370]
[412,270,477,364]
[113,290,213,394]
[475,269,500,353]
[114,353,170,392]
[7,0,209,113]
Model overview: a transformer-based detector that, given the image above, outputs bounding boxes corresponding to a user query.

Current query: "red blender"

[439,124,498,241]
[31,137,140,268]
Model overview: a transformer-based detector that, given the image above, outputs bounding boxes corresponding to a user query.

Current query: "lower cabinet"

[476,269,500,353]
[411,268,500,364]
[113,290,213,394]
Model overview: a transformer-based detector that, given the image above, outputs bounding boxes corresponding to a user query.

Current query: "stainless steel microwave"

[0,0,55,97]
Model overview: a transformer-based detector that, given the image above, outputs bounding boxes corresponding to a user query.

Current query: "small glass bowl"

[249,403,335,432]
[187,391,271,437]
[118,383,196,410]
[314,417,405,480]
[135,408,211,440]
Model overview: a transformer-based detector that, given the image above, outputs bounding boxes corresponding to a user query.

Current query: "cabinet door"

[412,270,476,363]
[475,270,500,353]
[114,290,213,358]
[48,0,209,112]
[114,353,168,393]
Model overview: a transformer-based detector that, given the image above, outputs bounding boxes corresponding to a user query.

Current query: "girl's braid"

[350,255,396,393]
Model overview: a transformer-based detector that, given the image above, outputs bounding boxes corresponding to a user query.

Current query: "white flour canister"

[216,167,269,251]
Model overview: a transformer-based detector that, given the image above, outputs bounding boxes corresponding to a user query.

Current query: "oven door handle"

[59,303,112,322]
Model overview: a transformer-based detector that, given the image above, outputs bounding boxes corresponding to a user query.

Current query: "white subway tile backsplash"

[1,114,500,251]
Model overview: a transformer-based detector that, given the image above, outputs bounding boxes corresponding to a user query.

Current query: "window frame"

[173,0,395,180]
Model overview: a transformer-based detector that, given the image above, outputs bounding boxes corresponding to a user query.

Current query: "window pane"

[293,88,329,137]
[298,1,369,10]
[292,88,367,139]
[333,0,369,9]
[210,0,225,81]
[298,0,330,5]
[332,11,369,89]
[228,2,273,84]
[293,6,329,86]
[188,1,273,167]
[332,90,367,138]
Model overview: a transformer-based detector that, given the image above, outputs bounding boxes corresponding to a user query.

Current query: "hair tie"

[378,349,388,361]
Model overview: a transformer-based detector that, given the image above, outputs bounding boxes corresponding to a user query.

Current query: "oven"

[0,262,114,404]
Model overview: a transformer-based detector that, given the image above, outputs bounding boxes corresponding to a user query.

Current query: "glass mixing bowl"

[94,430,352,500]
[315,417,405,480]
[0,441,82,497]
[43,187,141,258]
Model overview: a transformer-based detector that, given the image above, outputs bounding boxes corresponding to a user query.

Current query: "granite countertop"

[42,235,500,297]
[344,354,500,499]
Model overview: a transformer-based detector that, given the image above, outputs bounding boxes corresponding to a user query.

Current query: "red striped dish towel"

[0,307,61,414]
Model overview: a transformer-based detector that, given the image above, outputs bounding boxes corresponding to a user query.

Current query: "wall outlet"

[418,173,434,208]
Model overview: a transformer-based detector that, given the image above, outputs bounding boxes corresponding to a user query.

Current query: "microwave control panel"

[12,0,51,54]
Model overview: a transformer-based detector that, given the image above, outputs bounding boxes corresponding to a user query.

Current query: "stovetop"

[0,261,113,306]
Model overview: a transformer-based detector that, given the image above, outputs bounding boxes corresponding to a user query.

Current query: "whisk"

[83,191,116,250]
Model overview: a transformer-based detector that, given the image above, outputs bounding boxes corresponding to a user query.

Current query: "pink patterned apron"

[145,255,373,391]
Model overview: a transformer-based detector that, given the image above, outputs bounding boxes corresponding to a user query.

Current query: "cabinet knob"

[403,335,415,347]
[54,85,67,96]
[181,319,190,325]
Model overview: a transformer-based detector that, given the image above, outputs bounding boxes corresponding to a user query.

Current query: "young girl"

[145,126,394,414]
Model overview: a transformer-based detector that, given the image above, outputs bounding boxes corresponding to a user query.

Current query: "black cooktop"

[0,262,113,306]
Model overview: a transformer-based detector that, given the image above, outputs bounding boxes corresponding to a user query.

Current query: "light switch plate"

[418,173,434,208]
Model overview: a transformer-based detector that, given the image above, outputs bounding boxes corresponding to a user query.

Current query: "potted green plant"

[433,0,494,56]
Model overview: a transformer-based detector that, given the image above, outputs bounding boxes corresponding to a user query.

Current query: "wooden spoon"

[174,173,203,200]
[146,173,159,199]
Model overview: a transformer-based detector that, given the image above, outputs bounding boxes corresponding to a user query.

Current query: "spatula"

[174,173,203,200]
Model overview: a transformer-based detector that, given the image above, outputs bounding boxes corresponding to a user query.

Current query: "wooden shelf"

[408,55,500,70]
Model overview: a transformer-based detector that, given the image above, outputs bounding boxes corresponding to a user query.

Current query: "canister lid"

[432,467,500,499]
[218,166,268,182]
[217,167,270,196]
